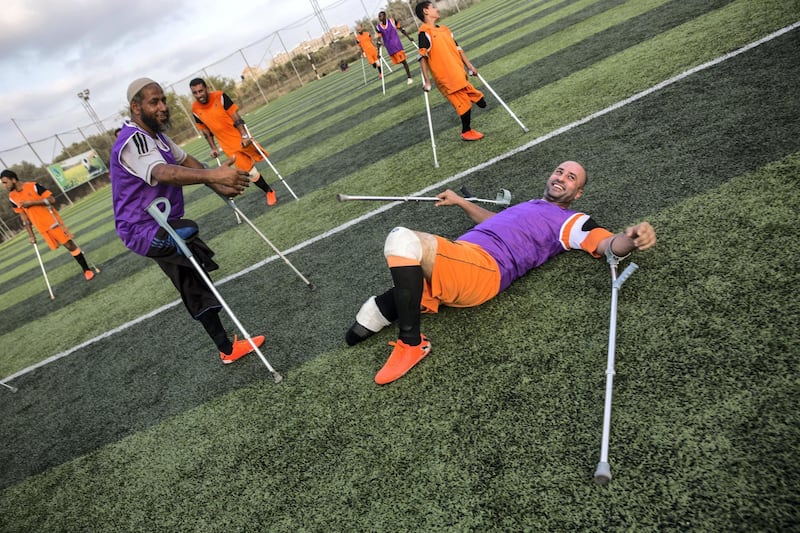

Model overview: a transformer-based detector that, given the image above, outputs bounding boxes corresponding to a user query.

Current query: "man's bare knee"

[414,231,438,278]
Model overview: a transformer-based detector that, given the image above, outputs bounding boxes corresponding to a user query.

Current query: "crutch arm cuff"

[605,235,631,265]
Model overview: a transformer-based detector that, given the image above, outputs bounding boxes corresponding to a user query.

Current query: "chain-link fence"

[0,0,477,243]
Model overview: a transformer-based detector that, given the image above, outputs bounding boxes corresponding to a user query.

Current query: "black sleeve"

[221,93,235,110]
[418,31,431,51]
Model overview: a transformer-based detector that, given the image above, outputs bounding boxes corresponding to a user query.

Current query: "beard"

[140,108,171,133]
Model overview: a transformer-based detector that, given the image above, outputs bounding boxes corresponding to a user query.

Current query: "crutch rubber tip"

[593,462,611,484]
[523,127,530,133]
[307,283,317,291]
[336,194,345,202]
[272,372,284,384]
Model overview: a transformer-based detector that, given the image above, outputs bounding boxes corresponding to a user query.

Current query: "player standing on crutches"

[416,1,487,142]
[1,169,98,282]
[148,198,281,382]
[355,25,383,83]
[190,78,280,206]
[111,77,271,365]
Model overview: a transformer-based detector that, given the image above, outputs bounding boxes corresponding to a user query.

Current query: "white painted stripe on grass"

[3,22,797,386]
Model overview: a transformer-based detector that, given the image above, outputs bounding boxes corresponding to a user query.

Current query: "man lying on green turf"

[110,77,264,365]
[346,161,657,385]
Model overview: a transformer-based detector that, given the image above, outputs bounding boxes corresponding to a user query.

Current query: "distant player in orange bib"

[416,1,487,141]
[190,78,278,206]
[355,25,382,80]
[1,169,97,281]
[376,11,415,85]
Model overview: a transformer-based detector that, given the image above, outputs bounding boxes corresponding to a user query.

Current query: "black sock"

[198,311,232,354]
[390,266,423,346]
[460,109,472,133]
[73,252,90,272]
[476,97,487,109]
[375,288,398,323]
[252,175,273,193]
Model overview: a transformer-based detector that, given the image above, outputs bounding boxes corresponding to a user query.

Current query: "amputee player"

[355,25,383,80]
[346,161,657,385]
[416,1,487,141]
[375,10,415,85]
[111,77,264,364]
[190,78,278,206]
[1,169,97,281]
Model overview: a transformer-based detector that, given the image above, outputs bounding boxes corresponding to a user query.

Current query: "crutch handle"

[146,198,193,258]
[613,263,639,289]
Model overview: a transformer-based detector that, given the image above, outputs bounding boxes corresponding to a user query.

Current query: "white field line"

[2,22,797,386]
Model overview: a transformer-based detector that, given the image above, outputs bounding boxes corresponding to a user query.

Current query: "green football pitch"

[1,0,798,529]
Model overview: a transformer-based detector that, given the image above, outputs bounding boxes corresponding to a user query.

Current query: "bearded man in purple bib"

[110,78,265,365]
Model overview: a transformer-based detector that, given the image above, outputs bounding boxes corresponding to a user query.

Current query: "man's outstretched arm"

[434,189,496,224]
[596,222,657,258]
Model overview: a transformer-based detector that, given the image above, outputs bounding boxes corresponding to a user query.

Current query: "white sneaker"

[407,77,414,85]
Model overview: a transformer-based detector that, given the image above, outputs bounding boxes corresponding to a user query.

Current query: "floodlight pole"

[77,89,105,135]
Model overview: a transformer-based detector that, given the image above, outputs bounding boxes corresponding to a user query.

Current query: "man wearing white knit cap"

[110,78,265,364]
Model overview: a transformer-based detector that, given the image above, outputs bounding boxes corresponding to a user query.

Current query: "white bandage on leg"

[355,296,391,333]
[248,167,260,180]
[384,226,422,261]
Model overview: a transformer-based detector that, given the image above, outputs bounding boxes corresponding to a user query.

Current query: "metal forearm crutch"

[336,188,511,207]
[474,72,529,133]
[360,55,368,86]
[217,193,315,290]
[594,249,638,484]
[243,124,299,200]
[378,49,394,73]
[31,241,55,300]
[423,86,439,168]
[216,157,241,225]
[147,197,282,383]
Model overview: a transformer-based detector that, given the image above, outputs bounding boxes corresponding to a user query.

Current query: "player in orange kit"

[355,25,382,80]
[1,169,97,280]
[416,1,487,141]
[190,78,278,205]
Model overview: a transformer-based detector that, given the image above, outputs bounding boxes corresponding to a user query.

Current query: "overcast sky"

[0,0,390,166]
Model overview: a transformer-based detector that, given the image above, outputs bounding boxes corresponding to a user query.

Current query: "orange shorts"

[390,50,407,64]
[364,49,378,65]
[230,143,266,173]
[445,82,484,116]
[41,224,73,250]
[420,237,501,314]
